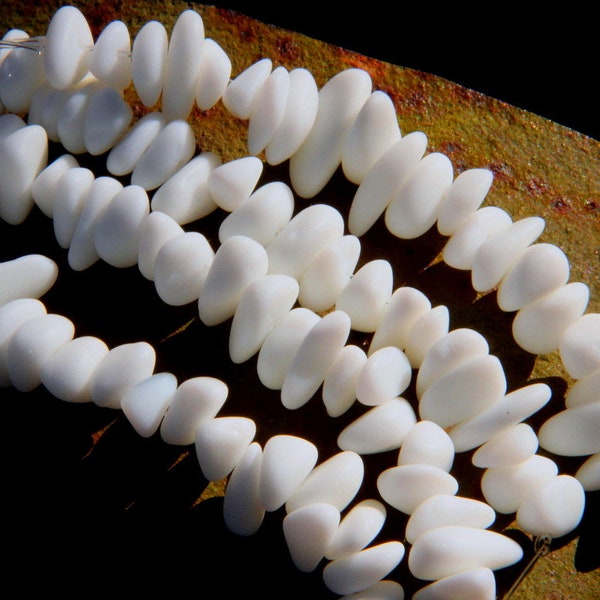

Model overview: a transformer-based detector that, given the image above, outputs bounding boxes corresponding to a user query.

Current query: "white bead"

[121,372,178,437]
[256,307,320,390]
[0,113,26,140]
[283,502,340,572]
[323,541,405,596]
[348,131,428,237]
[325,499,387,560]
[219,180,294,246]
[412,567,496,600]
[566,367,600,408]
[265,67,319,165]
[281,310,351,410]
[516,474,585,538]
[337,397,417,454]
[194,416,256,481]
[342,90,402,185]
[40,336,109,403]
[559,312,600,379]
[194,38,232,111]
[229,273,299,364]
[0,29,26,69]
[290,68,372,199]
[335,259,394,333]
[197,235,268,326]
[159,376,228,445]
[285,450,364,514]
[408,525,523,581]
[6,313,75,392]
[340,580,404,600]
[207,155,263,212]
[405,494,496,545]
[0,254,57,307]
[472,423,539,468]
[322,344,367,417]
[31,154,79,218]
[89,20,131,89]
[131,20,168,107]
[397,421,455,473]
[437,168,494,236]
[385,152,454,239]
[222,58,272,119]
[90,341,156,409]
[94,184,150,268]
[153,231,215,306]
[29,85,72,143]
[259,434,318,512]
[576,452,600,492]
[404,305,450,368]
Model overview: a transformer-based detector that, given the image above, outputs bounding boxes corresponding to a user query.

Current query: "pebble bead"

[322,344,367,417]
[576,452,600,491]
[558,312,600,379]
[397,420,455,473]
[207,155,263,212]
[194,38,232,111]
[565,366,600,408]
[404,304,450,368]
[31,153,79,218]
[89,19,132,90]
[131,20,168,108]
[0,254,58,307]
[412,567,496,600]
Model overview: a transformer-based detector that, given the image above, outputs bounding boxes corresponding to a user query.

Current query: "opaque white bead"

[0,254,58,307]
[207,155,263,212]
[340,580,404,600]
[89,20,132,90]
[194,38,232,111]
[397,420,455,473]
[322,344,367,417]
[222,58,272,119]
[404,305,450,368]
[576,452,600,492]
[565,367,600,408]
[471,423,539,468]
[31,153,79,218]
[559,312,600,379]
[412,567,496,600]
[131,20,168,107]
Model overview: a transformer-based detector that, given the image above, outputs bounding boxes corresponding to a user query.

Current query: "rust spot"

[488,160,513,181]
[274,34,300,61]
[528,177,550,196]
[551,196,573,213]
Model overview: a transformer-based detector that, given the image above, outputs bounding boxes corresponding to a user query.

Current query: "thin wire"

[0,36,45,53]
[502,535,553,600]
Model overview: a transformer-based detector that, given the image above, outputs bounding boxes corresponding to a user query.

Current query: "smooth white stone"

[222,58,272,119]
[0,113,26,140]
[31,154,79,218]
[7,313,75,392]
[94,184,150,268]
[68,176,123,271]
[28,85,73,143]
[448,383,552,452]
[538,402,600,456]
[52,166,95,249]
[325,499,387,560]
[0,254,58,307]
[299,234,361,313]
[285,451,364,514]
[0,29,26,69]
[90,341,156,409]
[559,312,600,379]
[437,168,494,236]
[566,367,600,408]
[43,5,93,90]
[322,344,367,417]
[385,152,454,239]
[412,567,496,600]
[481,454,559,514]
[283,503,341,572]
[404,305,450,368]
[0,124,48,225]
[259,434,319,512]
[223,442,265,536]
[247,66,290,156]
[0,298,47,387]
[290,68,372,199]
[131,20,168,107]
[265,67,319,165]
[40,336,109,403]
[416,328,490,399]
[348,131,428,237]
[419,354,507,428]
[377,464,459,515]
[137,210,185,281]
[154,231,215,306]
[340,581,405,600]
[342,90,402,185]
[442,206,513,270]
[120,372,178,437]
[408,525,523,581]
[194,38,232,110]
[162,9,205,121]
[194,416,256,481]
[472,216,546,292]
[322,541,405,596]
[256,307,320,390]
[197,235,269,326]
[369,286,431,355]
[335,259,394,333]
[355,346,412,406]
[576,452,600,492]
[281,310,351,410]
[497,243,570,312]
[405,494,496,545]
[160,376,228,445]
[266,203,345,280]
[89,20,131,89]
[219,180,294,246]
[337,397,417,454]
[83,86,132,155]
[132,119,196,191]
[516,474,585,538]
[107,111,167,176]
[472,423,538,468]
[397,421,455,472]
[27,83,53,128]
[229,274,299,363]
[207,155,263,212]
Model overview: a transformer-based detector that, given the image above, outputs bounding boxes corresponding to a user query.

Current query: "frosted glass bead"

[340,580,404,600]
[565,367,600,408]
[404,305,450,368]
[290,68,372,199]
[207,155,263,212]
[194,38,232,110]
[412,567,496,600]
[222,58,272,119]
[131,20,168,107]
[471,423,539,468]
[322,344,367,417]
[397,420,455,472]
[576,453,600,492]
[559,312,600,379]
[89,20,131,89]
[0,254,57,307]
[31,154,79,218]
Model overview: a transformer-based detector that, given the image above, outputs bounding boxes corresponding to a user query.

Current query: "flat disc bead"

[0,254,58,307]
[565,367,600,408]
[471,423,539,468]
[28,85,72,143]
[322,344,367,417]
[31,154,79,219]
[397,420,455,473]
[131,20,168,107]
[207,155,263,212]
[194,38,232,110]
[222,58,272,119]
[559,312,600,379]
[412,567,496,600]
[89,20,131,89]
[404,305,450,368]
[576,453,600,492]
